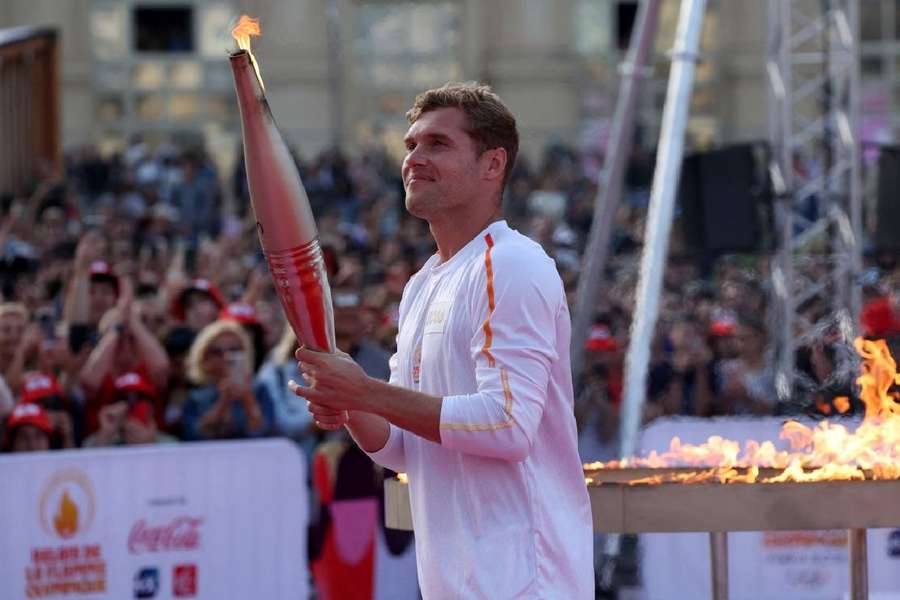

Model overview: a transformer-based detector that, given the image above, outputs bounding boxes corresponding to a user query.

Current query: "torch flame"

[231,15,265,90]
[586,338,900,484]
[231,15,261,52]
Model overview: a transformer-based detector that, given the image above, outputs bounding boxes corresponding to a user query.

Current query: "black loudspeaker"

[876,147,900,252]
[678,143,771,255]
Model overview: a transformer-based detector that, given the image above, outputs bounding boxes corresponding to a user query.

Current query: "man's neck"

[429,207,502,263]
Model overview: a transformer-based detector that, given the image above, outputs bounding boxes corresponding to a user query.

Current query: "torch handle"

[266,238,336,354]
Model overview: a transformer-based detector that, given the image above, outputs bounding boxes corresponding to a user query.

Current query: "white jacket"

[369,220,593,599]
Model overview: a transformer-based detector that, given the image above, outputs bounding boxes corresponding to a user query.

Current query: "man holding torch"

[291,84,593,598]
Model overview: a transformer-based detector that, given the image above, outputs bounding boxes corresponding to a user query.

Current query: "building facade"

[0,1,894,175]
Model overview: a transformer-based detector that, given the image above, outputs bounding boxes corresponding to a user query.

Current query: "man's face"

[201,332,244,382]
[13,425,50,452]
[39,207,66,245]
[89,280,118,323]
[0,314,25,349]
[402,107,483,220]
[185,294,219,331]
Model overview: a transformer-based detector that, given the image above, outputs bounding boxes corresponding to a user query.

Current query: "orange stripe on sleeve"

[441,233,516,432]
[441,367,515,431]
[480,233,497,368]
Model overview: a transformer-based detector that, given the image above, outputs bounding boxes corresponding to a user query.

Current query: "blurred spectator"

[331,291,390,381]
[715,317,777,415]
[576,322,623,462]
[20,373,77,449]
[219,301,267,373]
[170,278,226,334]
[2,402,55,452]
[256,327,317,459]
[667,319,714,416]
[0,302,31,391]
[79,278,171,435]
[83,371,176,447]
[861,295,900,340]
[160,325,197,437]
[170,150,222,249]
[63,232,117,334]
[181,319,273,440]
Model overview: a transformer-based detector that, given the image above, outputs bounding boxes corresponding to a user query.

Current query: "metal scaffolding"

[766,0,863,402]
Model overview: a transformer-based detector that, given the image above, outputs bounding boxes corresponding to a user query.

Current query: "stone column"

[714,2,766,143]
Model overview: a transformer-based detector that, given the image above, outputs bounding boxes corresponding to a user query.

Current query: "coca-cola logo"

[128,516,204,554]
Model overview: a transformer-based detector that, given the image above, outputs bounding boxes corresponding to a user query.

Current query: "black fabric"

[876,147,900,252]
[679,143,772,256]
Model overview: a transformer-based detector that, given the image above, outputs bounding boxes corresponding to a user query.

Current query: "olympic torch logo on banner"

[229,15,336,353]
[39,469,96,540]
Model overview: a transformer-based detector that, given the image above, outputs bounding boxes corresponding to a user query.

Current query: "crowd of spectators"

[0,138,897,462]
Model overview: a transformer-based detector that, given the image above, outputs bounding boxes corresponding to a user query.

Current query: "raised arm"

[63,231,105,325]
[128,300,171,390]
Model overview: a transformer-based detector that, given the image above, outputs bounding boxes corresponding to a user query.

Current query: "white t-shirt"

[368,220,593,599]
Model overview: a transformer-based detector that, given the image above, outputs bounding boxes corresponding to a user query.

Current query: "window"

[133,6,194,53]
[91,3,128,60]
[616,1,638,51]
[89,0,240,179]
[354,1,461,88]
[353,1,462,155]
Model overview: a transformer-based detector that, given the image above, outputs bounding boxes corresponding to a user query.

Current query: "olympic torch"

[229,16,335,352]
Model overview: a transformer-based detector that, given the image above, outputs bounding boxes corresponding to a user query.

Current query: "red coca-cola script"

[128,516,204,554]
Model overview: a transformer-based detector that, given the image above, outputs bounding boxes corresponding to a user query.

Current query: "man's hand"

[299,399,349,431]
[290,347,370,428]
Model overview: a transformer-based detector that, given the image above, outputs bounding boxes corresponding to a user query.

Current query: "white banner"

[0,440,309,600]
[637,417,900,600]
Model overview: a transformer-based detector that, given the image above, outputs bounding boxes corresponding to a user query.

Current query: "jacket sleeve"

[364,340,407,472]
[439,246,562,462]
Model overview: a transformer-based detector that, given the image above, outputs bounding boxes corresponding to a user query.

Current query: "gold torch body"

[230,50,336,353]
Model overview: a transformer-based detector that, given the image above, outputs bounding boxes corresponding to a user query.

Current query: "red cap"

[4,403,54,442]
[171,279,226,321]
[219,302,260,325]
[861,297,900,338]
[21,373,64,405]
[113,371,157,400]
[709,314,738,337]
[585,324,618,352]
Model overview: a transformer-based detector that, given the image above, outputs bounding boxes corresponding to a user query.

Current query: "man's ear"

[481,147,507,182]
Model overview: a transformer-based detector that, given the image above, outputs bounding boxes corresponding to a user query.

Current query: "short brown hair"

[406,82,518,188]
